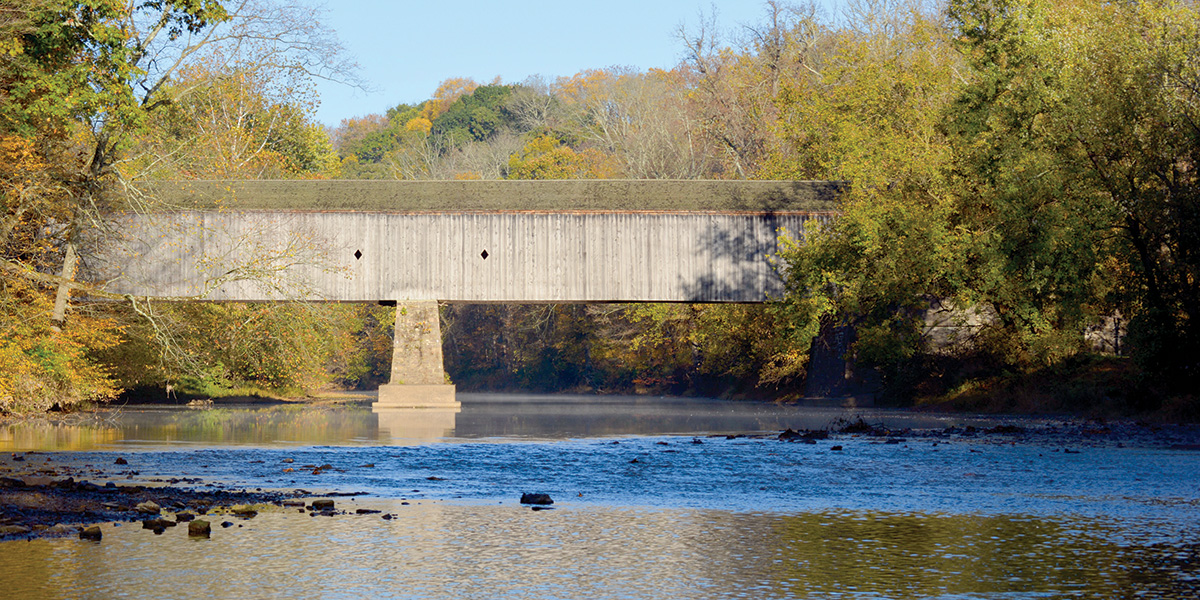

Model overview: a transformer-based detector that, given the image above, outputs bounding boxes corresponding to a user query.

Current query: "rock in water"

[135,501,161,514]
[188,520,211,538]
[142,518,175,530]
[231,506,258,518]
[114,457,128,465]
[520,493,554,505]
[79,526,103,540]
[778,428,802,441]
[310,499,335,511]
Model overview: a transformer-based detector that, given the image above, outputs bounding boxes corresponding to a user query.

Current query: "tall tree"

[0,0,355,411]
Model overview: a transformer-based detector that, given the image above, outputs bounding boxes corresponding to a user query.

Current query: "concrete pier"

[374,301,459,409]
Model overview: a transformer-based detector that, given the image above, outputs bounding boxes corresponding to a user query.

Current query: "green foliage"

[99,302,393,396]
[431,84,517,145]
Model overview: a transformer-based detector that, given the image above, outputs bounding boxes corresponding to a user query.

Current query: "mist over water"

[2,394,1198,599]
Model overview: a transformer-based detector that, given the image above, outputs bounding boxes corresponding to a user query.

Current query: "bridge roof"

[132,179,844,213]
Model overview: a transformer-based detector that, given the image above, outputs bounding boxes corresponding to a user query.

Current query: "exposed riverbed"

[2,394,1198,599]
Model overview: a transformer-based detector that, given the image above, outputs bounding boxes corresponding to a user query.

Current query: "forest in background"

[1,0,1198,420]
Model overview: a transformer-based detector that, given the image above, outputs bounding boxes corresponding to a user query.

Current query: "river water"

[1,394,1198,599]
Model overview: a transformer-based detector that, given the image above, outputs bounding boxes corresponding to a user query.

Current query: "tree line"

[1,0,1197,419]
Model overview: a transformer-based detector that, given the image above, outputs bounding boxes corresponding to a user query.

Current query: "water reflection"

[0,394,1042,451]
[1,505,1195,599]
[373,407,460,443]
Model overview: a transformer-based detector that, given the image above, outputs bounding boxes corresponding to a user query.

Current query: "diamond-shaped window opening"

[480,249,489,260]
[354,250,362,260]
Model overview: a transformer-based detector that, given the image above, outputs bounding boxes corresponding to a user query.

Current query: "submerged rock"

[114,457,128,465]
[79,525,103,540]
[311,499,335,511]
[230,506,258,518]
[520,493,554,505]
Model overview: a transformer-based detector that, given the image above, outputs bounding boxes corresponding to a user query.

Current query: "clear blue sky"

[311,1,840,127]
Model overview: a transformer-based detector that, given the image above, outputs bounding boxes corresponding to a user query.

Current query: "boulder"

[0,525,31,536]
[230,506,258,518]
[46,524,75,535]
[188,520,211,537]
[135,501,161,514]
[142,518,175,530]
[114,457,128,465]
[310,499,335,511]
[174,512,196,523]
[79,526,103,540]
[520,493,554,505]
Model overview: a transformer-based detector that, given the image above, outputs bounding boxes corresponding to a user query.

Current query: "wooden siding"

[92,210,834,303]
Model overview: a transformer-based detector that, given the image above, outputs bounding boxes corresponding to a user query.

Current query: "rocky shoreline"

[0,452,374,541]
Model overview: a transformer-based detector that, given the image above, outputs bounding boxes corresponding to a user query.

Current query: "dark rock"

[985,425,1025,435]
[520,493,554,505]
[0,477,22,488]
[778,428,803,441]
[220,521,234,528]
[780,428,829,442]
[530,506,554,511]
[830,445,844,451]
[114,457,127,465]
[230,506,258,518]
[79,525,103,540]
[188,520,211,537]
[355,509,382,514]
[426,476,446,481]
[11,454,24,462]
[175,512,196,523]
[311,499,335,510]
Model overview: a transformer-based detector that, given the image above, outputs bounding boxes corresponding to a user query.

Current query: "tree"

[947,0,1200,392]
[0,0,355,411]
[126,54,339,180]
[506,133,620,180]
[760,1,967,393]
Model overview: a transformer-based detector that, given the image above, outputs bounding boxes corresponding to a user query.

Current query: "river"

[1,394,1198,599]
